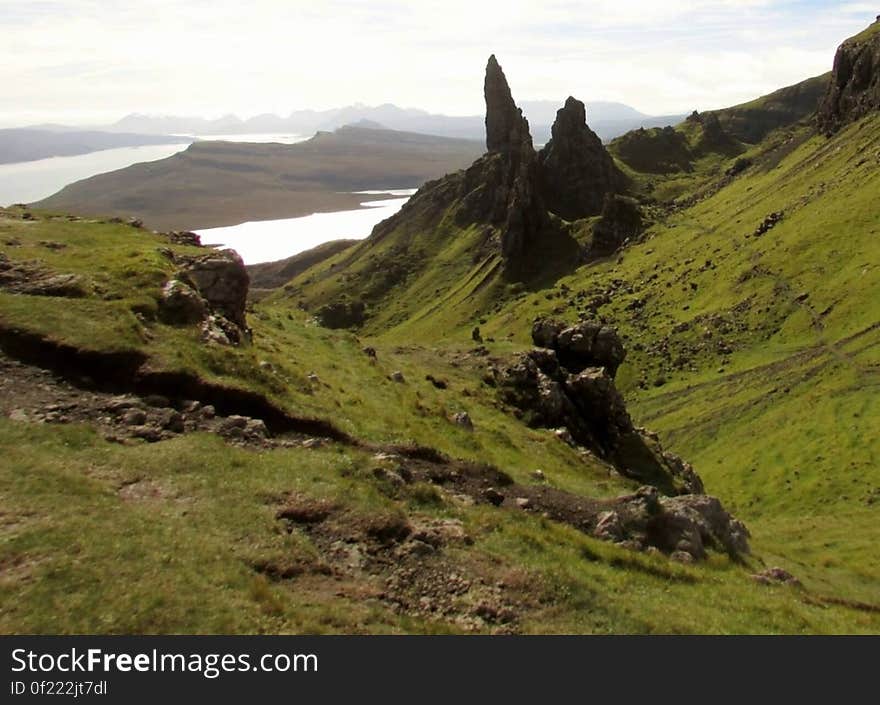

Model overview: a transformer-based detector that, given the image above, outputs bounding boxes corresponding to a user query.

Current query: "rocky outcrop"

[589,194,643,258]
[181,252,249,330]
[159,249,250,344]
[498,317,704,495]
[596,486,750,561]
[818,20,880,134]
[531,317,626,376]
[538,97,624,220]
[0,254,88,298]
[167,231,202,247]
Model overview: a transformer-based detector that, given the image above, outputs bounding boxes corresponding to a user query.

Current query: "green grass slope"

[2,204,877,633]
[471,113,880,607]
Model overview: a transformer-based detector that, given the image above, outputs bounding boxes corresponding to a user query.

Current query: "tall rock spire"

[484,55,531,153]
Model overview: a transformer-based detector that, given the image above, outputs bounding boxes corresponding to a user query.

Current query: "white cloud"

[0,0,876,126]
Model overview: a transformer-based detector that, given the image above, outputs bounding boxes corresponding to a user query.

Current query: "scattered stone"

[167,231,202,246]
[390,370,406,383]
[593,510,625,542]
[483,487,505,506]
[452,411,473,430]
[670,550,696,564]
[104,396,143,413]
[753,211,783,237]
[130,425,164,442]
[143,394,170,408]
[554,427,575,446]
[245,419,268,438]
[425,374,448,390]
[156,409,185,433]
[751,567,801,587]
[121,409,147,426]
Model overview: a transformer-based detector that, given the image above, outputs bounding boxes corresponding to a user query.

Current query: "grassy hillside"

[285,105,879,614]
[3,22,879,633]
[711,73,830,143]
[468,114,880,608]
[1,203,877,633]
[33,127,483,230]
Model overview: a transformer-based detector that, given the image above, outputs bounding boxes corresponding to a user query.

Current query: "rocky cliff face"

[818,20,880,134]
[538,97,624,220]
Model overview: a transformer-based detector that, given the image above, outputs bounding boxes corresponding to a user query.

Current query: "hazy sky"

[1,0,876,127]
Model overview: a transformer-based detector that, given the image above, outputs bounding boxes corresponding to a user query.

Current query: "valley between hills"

[0,20,878,634]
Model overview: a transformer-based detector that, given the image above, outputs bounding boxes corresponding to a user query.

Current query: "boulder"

[158,279,207,325]
[533,317,626,377]
[452,411,474,430]
[656,494,751,557]
[180,251,249,330]
[605,487,750,560]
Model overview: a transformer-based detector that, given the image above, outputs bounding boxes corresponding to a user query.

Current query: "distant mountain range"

[66,101,685,144]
